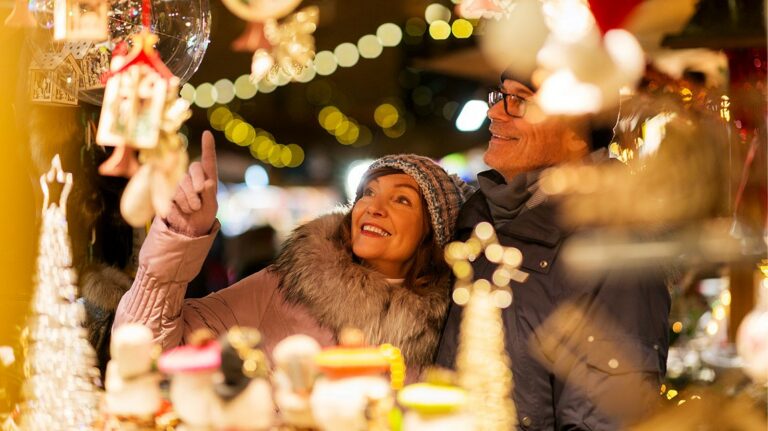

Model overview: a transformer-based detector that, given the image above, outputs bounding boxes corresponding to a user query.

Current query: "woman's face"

[351,173,428,278]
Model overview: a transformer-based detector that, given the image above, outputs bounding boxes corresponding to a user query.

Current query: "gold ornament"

[445,221,524,430]
[250,6,318,83]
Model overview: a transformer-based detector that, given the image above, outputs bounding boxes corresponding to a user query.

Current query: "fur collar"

[79,263,133,311]
[274,212,451,369]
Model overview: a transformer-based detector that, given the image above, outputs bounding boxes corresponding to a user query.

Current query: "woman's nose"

[366,200,386,217]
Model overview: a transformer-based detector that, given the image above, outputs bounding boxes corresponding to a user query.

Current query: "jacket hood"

[273,212,452,369]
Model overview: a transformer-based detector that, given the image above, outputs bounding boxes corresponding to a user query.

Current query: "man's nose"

[487,100,509,121]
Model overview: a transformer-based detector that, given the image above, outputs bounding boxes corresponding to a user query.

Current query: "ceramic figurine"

[212,327,274,431]
[398,369,472,431]
[310,328,393,431]
[104,323,162,422]
[158,330,221,430]
[272,334,322,429]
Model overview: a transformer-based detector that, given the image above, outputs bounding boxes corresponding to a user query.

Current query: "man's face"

[485,79,576,181]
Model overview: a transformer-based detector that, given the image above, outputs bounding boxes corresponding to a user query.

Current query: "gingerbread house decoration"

[29,50,81,106]
[54,0,109,41]
[64,41,110,92]
[97,31,180,149]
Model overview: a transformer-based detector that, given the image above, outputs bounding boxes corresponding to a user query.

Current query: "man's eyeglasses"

[488,89,528,118]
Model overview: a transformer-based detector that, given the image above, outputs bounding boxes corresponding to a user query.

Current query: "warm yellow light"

[234,74,258,100]
[209,106,232,131]
[358,34,383,59]
[720,290,731,306]
[194,83,217,108]
[286,144,304,167]
[377,22,403,47]
[214,79,235,104]
[231,122,251,146]
[672,321,683,333]
[680,87,693,102]
[180,83,196,103]
[485,244,504,263]
[451,19,473,38]
[706,321,718,336]
[666,389,678,400]
[323,111,344,131]
[334,119,350,136]
[453,287,470,305]
[493,290,513,308]
[374,103,399,128]
[425,3,451,24]
[429,20,451,40]
[269,144,285,167]
[712,305,726,321]
[280,145,293,166]
[295,65,317,83]
[314,50,338,76]
[337,124,360,145]
[318,106,339,126]
[334,43,360,68]
[224,118,243,142]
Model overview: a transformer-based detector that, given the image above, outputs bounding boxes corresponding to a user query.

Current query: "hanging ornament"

[28,46,81,106]
[20,155,101,431]
[249,6,318,83]
[4,0,37,27]
[96,0,191,227]
[587,0,644,35]
[445,222,526,431]
[53,0,108,41]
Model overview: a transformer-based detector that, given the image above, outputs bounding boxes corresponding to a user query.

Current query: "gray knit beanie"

[359,154,470,247]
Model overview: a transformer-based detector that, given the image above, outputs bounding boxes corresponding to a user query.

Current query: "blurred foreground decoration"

[20,156,101,430]
[445,222,524,430]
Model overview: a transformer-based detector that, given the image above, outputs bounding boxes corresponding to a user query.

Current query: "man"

[435,70,671,430]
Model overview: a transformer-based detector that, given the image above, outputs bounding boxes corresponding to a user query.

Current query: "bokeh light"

[194,83,217,108]
[314,50,339,76]
[245,164,269,189]
[425,3,451,24]
[358,34,383,59]
[209,106,233,131]
[234,74,258,99]
[335,43,360,67]
[429,20,451,40]
[376,23,403,47]
[180,83,196,103]
[451,19,473,38]
[214,79,235,104]
[374,103,399,128]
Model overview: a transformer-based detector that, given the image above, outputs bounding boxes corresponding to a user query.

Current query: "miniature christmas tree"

[445,222,526,431]
[20,155,101,431]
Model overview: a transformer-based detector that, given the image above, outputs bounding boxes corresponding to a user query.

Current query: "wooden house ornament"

[54,0,108,41]
[97,31,179,150]
[29,50,81,106]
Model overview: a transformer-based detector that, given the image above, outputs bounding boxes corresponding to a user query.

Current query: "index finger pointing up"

[201,130,218,181]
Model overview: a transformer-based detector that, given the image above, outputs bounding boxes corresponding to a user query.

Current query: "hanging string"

[141,0,151,30]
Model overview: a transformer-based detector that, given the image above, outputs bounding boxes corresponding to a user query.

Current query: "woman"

[114,131,468,373]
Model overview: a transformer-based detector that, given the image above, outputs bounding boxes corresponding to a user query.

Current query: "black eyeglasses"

[488,89,528,117]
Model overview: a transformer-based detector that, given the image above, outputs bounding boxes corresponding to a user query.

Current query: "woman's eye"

[362,187,374,197]
[396,196,411,205]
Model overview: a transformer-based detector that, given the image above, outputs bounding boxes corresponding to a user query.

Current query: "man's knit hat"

[358,154,470,247]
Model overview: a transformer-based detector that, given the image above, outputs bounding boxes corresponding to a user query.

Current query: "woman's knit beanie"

[359,154,470,247]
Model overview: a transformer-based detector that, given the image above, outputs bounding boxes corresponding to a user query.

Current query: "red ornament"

[587,0,644,34]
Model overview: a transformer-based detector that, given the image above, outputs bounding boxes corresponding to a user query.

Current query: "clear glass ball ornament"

[27,0,211,105]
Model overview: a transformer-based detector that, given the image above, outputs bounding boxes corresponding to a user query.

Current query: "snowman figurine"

[158,329,221,430]
[104,323,162,427]
[272,334,322,429]
[397,368,472,431]
[211,326,275,431]
[310,328,393,431]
